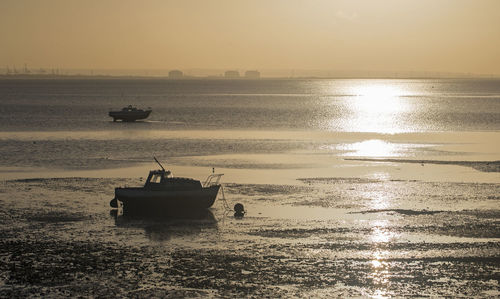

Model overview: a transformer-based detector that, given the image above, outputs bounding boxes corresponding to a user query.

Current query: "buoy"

[110,197,118,208]
[234,203,244,213]
[234,203,245,217]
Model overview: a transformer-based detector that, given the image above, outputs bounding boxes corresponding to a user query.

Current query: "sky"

[1,0,500,76]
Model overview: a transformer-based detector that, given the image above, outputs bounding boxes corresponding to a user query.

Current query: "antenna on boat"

[153,156,165,172]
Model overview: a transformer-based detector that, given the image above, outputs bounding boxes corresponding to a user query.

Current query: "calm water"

[1,78,499,171]
[0,78,499,297]
[0,78,499,133]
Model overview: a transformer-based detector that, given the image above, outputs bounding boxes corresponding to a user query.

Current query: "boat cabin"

[123,105,138,111]
[144,169,202,191]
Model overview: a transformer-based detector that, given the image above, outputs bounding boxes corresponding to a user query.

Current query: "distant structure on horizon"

[168,70,183,78]
[244,70,260,79]
[224,70,240,78]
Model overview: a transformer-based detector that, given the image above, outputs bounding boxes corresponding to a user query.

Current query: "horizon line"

[2,66,499,78]
[1,73,499,80]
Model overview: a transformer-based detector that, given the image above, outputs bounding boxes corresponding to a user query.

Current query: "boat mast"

[153,157,165,172]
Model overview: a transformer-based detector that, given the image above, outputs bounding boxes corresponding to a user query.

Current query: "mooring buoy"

[234,203,245,217]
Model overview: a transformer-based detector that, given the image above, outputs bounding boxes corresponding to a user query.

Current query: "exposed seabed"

[1,171,498,297]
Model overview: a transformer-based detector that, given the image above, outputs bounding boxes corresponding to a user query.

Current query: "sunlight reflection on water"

[352,84,409,113]
[370,230,393,298]
[370,221,396,243]
[368,191,392,209]
[335,139,431,158]
[326,82,416,133]
[339,139,399,157]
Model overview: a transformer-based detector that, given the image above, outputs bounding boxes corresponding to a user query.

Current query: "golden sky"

[1,0,499,75]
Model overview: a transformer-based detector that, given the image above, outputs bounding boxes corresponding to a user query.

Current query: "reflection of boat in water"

[111,158,223,214]
[113,209,217,241]
[109,105,152,122]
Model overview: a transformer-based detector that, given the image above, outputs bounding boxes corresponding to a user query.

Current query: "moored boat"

[111,158,223,213]
[109,105,152,122]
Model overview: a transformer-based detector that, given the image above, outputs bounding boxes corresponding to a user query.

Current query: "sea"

[0,78,499,297]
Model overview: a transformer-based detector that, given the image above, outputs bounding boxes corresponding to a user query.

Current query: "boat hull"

[109,110,151,122]
[115,185,220,213]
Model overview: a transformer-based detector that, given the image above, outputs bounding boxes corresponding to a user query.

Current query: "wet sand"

[1,173,499,297]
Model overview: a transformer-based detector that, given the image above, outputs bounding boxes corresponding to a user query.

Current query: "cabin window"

[150,174,162,183]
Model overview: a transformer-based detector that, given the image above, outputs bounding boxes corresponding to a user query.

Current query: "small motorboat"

[111,158,223,213]
[109,105,152,122]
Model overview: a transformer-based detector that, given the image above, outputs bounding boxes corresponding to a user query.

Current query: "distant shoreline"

[1,74,499,80]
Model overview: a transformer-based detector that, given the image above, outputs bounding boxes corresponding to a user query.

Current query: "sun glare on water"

[335,82,414,134]
[354,85,404,113]
[339,139,399,157]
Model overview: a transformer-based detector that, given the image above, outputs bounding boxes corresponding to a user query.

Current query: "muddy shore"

[1,177,499,297]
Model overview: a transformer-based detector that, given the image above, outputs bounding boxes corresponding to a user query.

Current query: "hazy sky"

[1,0,500,75]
